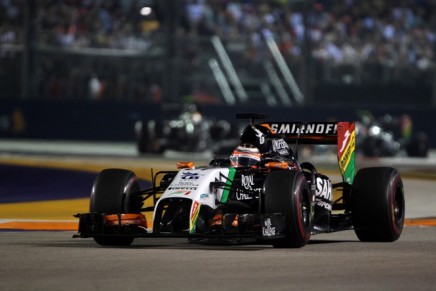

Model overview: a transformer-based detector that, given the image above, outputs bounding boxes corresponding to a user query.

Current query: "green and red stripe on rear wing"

[259,122,356,184]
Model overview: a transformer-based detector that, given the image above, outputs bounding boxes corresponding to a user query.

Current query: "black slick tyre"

[263,170,312,248]
[406,133,429,157]
[351,167,405,242]
[135,120,150,154]
[90,169,142,246]
[135,120,162,154]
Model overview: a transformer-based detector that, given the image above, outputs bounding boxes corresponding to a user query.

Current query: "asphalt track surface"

[1,140,436,290]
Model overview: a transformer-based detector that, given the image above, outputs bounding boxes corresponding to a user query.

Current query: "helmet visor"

[230,153,261,167]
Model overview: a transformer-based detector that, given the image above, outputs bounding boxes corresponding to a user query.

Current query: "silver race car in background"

[135,104,238,155]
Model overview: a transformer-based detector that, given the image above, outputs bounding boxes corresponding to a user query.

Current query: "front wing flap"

[73,213,148,238]
[73,212,287,240]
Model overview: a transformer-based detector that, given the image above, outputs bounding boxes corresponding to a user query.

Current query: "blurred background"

[0,0,435,152]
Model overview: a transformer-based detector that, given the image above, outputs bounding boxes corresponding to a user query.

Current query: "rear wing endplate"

[259,122,356,184]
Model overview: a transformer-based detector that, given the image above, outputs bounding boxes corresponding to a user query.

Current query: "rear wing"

[259,122,356,184]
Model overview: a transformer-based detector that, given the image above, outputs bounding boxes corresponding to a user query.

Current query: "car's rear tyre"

[90,169,142,246]
[351,167,405,242]
[135,120,162,154]
[264,170,312,248]
[406,132,429,157]
[135,120,149,154]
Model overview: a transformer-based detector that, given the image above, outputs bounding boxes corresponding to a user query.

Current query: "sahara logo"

[315,176,332,211]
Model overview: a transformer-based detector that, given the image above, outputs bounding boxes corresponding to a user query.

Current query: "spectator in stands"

[1,0,435,100]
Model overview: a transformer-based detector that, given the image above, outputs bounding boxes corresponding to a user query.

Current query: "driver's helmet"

[230,143,261,168]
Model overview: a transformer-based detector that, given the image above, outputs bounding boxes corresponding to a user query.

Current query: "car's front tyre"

[263,170,313,248]
[90,169,142,246]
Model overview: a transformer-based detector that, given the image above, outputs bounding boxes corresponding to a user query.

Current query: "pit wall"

[1,99,434,147]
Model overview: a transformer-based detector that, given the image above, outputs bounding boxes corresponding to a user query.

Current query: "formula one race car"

[134,104,238,154]
[356,112,429,157]
[74,114,405,248]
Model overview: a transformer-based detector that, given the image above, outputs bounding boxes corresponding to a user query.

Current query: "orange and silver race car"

[74,114,405,248]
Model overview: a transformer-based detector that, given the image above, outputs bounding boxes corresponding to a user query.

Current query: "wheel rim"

[301,190,311,230]
[393,185,405,229]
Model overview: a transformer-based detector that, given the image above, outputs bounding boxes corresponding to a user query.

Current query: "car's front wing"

[72,212,287,240]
